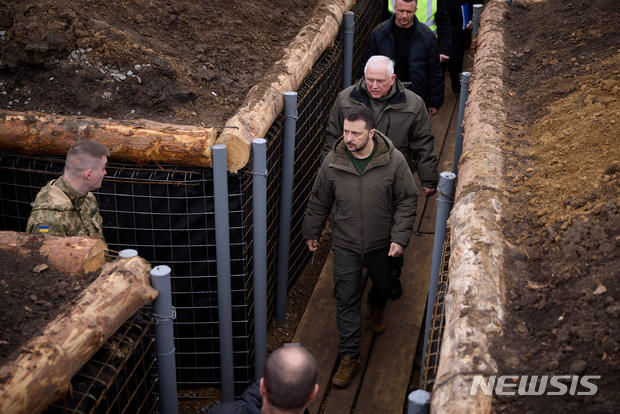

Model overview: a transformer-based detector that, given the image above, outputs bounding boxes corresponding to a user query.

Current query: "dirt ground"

[0,244,98,367]
[492,0,620,412]
[0,0,319,126]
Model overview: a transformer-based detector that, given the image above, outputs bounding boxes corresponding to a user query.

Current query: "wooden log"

[0,231,106,276]
[216,0,356,172]
[431,2,508,413]
[0,110,216,167]
[0,256,158,414]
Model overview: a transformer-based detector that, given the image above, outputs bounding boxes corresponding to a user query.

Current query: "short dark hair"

[263,346,318,410]
[65,140,109,175]
[343,106,376,131]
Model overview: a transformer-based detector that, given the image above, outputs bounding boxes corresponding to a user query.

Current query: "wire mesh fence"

[0,0,384,403]
[42,310,158,414]
[420,229,451,391]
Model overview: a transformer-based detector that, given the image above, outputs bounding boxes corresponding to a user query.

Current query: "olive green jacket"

[303,132,418,254]
[324,78,438,188]
[26,176,106,242]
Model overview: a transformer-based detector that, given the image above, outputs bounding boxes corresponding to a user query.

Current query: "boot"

[368,304,386,334]
[332,354,360,388]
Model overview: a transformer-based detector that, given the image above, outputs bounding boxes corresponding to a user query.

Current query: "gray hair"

[364,55,395,78]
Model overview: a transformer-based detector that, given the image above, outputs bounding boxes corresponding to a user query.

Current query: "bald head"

[262,345,318,411]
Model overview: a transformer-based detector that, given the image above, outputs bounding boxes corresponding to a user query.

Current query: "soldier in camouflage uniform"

[26,140,109,242]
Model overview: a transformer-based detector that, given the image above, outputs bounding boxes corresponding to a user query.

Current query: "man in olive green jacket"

[303,106,417,388]
[26,140,109,242]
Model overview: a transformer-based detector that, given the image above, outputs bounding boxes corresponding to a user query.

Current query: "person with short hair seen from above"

[304,106,417,388]
[26,139,109,242]
[209,344,319,414]
[324,56,438,300]
[368,0,444,116]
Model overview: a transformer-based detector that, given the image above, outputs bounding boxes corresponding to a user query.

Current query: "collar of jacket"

[329,130,394,174]
[55,175,88,206]
[351,77,408,108]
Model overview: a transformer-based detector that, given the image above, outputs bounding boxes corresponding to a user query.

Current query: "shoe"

[332,355,360,388]
[389,277,402,299]
[368,304,386,334]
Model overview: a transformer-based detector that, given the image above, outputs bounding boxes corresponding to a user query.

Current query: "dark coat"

[324,78,438,188]
[367,16,444,109]
[304,132,418,253]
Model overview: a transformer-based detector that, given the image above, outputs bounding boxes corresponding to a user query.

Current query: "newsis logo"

[470,375,601,396]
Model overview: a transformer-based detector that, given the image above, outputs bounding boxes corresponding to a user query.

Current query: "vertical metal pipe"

[213,144,235,402]
[275,92,298,321]
[420,171,456,384]
[252,138,268,379]
[343,11,355,89]
[407,389,430,414]
[151,265,178,414]
[472,4,483,38]
[453,72,471,176]
[119,249,138,258]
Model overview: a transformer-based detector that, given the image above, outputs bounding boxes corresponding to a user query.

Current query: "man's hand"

[428,107,439,117]
[466,20,473,30]
[439,54,450,63]
[388,242,405,257]
[422,186,437,197]
[306,239,319,251]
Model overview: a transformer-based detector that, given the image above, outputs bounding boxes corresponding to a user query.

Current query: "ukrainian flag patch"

[39,225,49,233]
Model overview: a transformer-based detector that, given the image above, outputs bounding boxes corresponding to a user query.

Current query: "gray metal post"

[151,265,178,414]
[420,172,456,384]
[472,4,483,38]
[213,144,235,402]
[252,138,268,379]
[408,390,431,414]
[275,92,298,321]
[119,249,138,258]
[453,72,471,176]
[343,11,355,89]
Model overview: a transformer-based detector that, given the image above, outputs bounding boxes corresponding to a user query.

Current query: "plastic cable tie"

[251,169,268,177]
[157,347,176,357]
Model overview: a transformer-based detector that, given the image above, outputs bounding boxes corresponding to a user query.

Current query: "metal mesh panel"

[43,310,157,414]
[420,230,451,391]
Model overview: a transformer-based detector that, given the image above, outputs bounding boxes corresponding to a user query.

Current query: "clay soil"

[0,245,98,367]
[0,0,319,126]
[492,0,619,412]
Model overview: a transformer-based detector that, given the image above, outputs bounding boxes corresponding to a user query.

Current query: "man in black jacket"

[210,345,318,414]
[368,0,444,116]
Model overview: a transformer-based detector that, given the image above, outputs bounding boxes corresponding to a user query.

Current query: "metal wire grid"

[420,229,451,391]
[43,310,157,414]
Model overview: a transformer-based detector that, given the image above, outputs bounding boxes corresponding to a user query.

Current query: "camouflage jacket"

[26,176,106,242]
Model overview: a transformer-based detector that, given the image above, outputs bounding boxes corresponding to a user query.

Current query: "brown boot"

[332,355,360,388]
[368,304,386,334]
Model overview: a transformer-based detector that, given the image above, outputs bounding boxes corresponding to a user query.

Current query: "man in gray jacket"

[304,106,417,388]
[324,55,438,299]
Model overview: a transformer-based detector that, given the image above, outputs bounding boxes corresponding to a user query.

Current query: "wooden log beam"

[431,2,508,413]
[0,110,216,167]
[0,256,158,414]
[0,231,106,276]
[216,0,356,172]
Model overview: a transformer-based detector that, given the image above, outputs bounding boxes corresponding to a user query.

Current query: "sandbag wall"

[0,0,382,395]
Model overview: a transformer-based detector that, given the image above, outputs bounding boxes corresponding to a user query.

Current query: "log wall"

[431,1,509,412]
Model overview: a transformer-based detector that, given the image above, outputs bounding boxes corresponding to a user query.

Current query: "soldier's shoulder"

[32,182,72,210]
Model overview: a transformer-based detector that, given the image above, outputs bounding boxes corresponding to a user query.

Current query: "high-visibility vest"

[388,0,438,35]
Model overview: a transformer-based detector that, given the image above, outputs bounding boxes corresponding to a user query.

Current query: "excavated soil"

[0,0,319,126]
[492,0,620,412]
[0,245,99,367]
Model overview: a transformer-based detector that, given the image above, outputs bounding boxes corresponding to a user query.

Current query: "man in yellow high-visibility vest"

[387,0,452,64]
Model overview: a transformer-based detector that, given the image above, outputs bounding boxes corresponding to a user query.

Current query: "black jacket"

[367,16,444,109]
